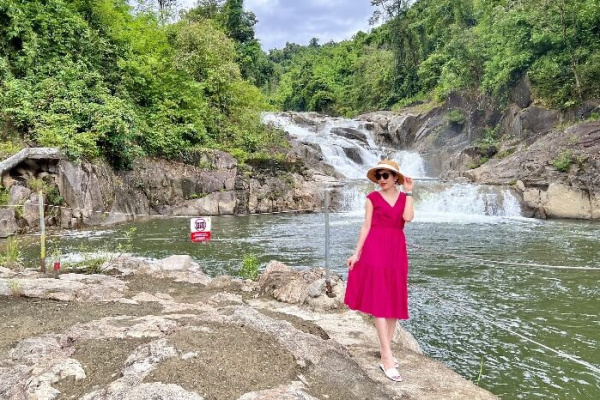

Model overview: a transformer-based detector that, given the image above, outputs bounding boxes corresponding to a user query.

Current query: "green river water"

[18,190,600,400]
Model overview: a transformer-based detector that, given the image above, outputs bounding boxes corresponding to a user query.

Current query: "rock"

[510,76,533,109]
[463,121,600,219]
[0,208,18,238]
[9,185,31,205]
[21,194,40,228]
[66,315,181,341]
[208,292,244,305]
[331,127,368,144]
[207,275,236,289]
[238,381,317,400]
[0,274,126,301]
[258,262,345,310]
[0,254,498,400]
[542,183,593,219]
[109,383,204,400]
[157,255,193,271]
[342,146,363,164]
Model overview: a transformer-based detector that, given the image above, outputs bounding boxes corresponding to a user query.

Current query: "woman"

[344,159,414,382]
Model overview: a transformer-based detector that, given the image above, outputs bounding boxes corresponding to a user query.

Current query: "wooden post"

[39,190,46,273]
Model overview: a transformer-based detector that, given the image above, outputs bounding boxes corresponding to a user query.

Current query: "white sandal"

[379,363,402,382]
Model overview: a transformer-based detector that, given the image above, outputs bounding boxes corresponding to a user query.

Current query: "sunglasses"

[375,171,394,180]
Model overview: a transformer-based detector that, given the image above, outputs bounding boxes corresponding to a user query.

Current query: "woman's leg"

[374,318,395,369]
[386,318,398,348]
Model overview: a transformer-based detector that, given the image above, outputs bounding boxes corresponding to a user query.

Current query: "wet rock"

[464,121,600,219]
[331,127,368,144]
[342,147,363,164]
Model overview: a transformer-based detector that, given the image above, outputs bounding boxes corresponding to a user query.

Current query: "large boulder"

[258,261,345,311]
[465,121,600,219]
[0,208,18,238]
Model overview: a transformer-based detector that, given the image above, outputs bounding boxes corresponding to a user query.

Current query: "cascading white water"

[263,113,427,179]
[263,113,380,179]
[415,184,523,223]
[263,112,523,220]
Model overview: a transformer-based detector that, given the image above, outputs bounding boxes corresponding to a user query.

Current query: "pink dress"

[344,191,409,319]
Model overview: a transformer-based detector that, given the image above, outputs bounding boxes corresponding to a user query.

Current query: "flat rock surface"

[0,256,498,400]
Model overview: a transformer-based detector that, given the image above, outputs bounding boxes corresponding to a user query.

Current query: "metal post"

[324,189,334,297]
[39,191,46,273]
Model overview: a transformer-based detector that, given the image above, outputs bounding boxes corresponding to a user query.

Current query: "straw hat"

[366,159,405,184]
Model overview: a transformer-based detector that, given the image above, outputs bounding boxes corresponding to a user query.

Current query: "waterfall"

[263,112,523,220]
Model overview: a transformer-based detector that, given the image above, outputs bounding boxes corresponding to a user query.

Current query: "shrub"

[445,109,466,126]
[46,186,64,206]
[0,187,9,206]
[239,253,260,280]
[552,151,573,172]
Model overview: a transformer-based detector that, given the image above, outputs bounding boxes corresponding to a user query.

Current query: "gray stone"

[510,76,533,109]
[0,208,18,238]
[9,185,31,205]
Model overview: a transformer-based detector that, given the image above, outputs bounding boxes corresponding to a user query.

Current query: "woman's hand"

[403,177,414,192]
[347,254,359,270]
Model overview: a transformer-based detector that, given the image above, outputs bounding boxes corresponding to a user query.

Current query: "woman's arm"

[347,198,373,270]
[403,177,415,222]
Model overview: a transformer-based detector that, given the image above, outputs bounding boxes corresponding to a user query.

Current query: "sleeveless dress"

[344,191,409,319]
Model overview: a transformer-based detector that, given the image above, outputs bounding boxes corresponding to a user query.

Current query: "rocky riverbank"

[0,145,343,237]
[358,85,600,219]
[0,256,497,400]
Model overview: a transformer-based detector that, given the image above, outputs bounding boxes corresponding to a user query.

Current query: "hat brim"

[367,165,405,184]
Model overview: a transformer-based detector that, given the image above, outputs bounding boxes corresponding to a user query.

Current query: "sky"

[180,0,376,51]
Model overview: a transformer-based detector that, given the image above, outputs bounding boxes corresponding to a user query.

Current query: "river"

[17,113,600,399]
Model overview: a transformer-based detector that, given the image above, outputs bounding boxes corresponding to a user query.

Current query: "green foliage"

[26,178,48,193]
[553,150,574,172]
[0,140,22,158]
[269,0,600,113]
[0,237,22,269]
[445,109,466,126]
[0,0,277,169]
[46,186,64,206]
[586,112,600,122]
[0,186,9,206]
[239,253,260,280]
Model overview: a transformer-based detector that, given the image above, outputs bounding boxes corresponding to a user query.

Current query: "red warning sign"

[190,217,212,243]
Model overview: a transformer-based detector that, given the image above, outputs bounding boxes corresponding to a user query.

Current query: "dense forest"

[268,0,600,116]
[1,0,599,169]
[0,0,278,169]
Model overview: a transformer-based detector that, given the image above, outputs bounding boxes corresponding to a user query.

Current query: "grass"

[8,279,22,297]
[475,356,484,385]
[0,237,22,268]
[59,227,137,274]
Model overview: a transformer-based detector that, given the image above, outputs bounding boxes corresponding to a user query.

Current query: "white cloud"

[179,0,375,50]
